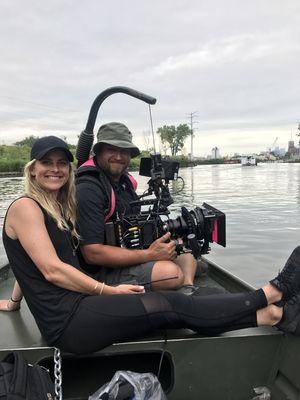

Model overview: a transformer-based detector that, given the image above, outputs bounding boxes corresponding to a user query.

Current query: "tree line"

[0,125,191,173]
[15,125,191,156]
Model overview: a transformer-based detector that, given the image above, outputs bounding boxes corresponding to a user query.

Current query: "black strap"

[3,352,28,397]
[76,173,105,191]
[76,174,111,216]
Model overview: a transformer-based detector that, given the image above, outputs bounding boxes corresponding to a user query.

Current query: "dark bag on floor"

[0,351,55,400]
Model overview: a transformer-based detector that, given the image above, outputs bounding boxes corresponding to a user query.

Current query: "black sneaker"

[270,246,300,302]
[276,294,300,335]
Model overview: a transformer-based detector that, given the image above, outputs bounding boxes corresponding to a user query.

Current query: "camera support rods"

[76,86,157,167]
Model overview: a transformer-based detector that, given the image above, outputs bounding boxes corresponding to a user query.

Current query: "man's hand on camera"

[113,284,145,295]
[147,232,177,261]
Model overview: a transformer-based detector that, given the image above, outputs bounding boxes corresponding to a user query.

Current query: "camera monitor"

[139,156,179,181]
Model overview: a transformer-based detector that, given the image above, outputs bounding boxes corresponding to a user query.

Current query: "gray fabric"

[95,261,155,292]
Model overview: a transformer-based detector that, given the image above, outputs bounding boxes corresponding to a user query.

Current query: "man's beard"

[107,163,127,179]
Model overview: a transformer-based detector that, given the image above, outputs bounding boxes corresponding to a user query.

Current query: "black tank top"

[2,198,85,345]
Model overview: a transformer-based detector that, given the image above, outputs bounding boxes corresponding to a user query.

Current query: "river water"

[1,163,300,288]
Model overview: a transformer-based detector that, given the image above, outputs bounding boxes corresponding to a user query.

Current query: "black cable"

[171,176,185,195]
[157,330,168,380]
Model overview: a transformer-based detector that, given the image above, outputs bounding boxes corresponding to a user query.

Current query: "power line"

[0,95,77,113]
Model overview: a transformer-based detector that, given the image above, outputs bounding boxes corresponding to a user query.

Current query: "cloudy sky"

[1,0,299,156]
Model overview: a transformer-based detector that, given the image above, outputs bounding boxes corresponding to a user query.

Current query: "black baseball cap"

[30,136,74,162]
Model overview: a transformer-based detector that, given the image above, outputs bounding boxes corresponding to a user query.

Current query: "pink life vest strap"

[105,189,116,223]
[79,158,138,223]
[81,158,95,167]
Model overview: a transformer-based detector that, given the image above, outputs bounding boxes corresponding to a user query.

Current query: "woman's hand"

[0,298,21,312]
[112,284,145,295]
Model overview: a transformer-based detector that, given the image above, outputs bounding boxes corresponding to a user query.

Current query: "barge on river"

[0,259,299,400]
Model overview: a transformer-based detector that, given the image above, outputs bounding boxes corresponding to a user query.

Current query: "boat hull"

[0,259,299,399]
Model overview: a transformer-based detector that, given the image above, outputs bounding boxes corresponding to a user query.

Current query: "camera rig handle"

[76,86,157,167]
[187,234,202,259]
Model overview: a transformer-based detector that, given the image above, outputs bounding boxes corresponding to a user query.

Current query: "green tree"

[157,124,190,156]
[14,135,40,147]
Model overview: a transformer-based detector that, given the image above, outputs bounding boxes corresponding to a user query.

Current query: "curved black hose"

[76,86,157,166]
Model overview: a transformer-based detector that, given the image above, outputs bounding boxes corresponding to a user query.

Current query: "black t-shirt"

[3,199,85,345]
[76,172,139,271]
[76,174,139,245]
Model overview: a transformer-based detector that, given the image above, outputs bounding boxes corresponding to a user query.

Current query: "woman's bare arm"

[5,198,144,296]
[0,280,23,311]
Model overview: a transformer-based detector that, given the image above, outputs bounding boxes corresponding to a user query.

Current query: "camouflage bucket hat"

[93,122,140,158]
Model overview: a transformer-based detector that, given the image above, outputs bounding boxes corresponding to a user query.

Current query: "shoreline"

[0,172,23,178]
[2,160,300,176]
[1,160,300,177]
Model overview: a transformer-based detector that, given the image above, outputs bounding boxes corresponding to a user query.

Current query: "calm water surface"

[1,163,300,288]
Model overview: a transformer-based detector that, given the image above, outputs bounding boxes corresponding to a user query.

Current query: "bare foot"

[262,283,282,305]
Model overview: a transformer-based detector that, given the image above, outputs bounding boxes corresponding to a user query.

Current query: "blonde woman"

[1,136,300,354]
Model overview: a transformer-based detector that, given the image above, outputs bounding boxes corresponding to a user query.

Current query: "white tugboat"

[241,155,257,166]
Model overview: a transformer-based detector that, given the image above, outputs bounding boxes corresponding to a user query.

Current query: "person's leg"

[151,243,300,295]
[55,246,300,354]
[117,262,184,291]
[192,304,283,335]
[95,262,183,291]
[147,289,270,331]
[174,253,197,286]
[55,287,273,354]
[55,294,151,354]
[257,304,283,326]
[150,261,184,290]
[141,281,285,333]
[102,262,154,289]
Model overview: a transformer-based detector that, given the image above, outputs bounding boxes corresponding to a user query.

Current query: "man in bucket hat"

[76,122,197,292]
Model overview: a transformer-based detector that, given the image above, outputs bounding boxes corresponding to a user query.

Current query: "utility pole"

[187,111,198,162]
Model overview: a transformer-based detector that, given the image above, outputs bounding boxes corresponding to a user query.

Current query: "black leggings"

[55,289,267,354]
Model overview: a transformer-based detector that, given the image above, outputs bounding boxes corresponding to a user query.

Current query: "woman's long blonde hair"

[24,159,79,238]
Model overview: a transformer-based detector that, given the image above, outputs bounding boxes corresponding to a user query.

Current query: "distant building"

[288,140,297,154]
[287,140,300,158]
[211,146,220,159]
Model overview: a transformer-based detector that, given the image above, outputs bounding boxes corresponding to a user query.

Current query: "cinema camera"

[105,153,226,259]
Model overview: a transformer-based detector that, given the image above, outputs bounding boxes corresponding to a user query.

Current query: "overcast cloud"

[0,0,299,156]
